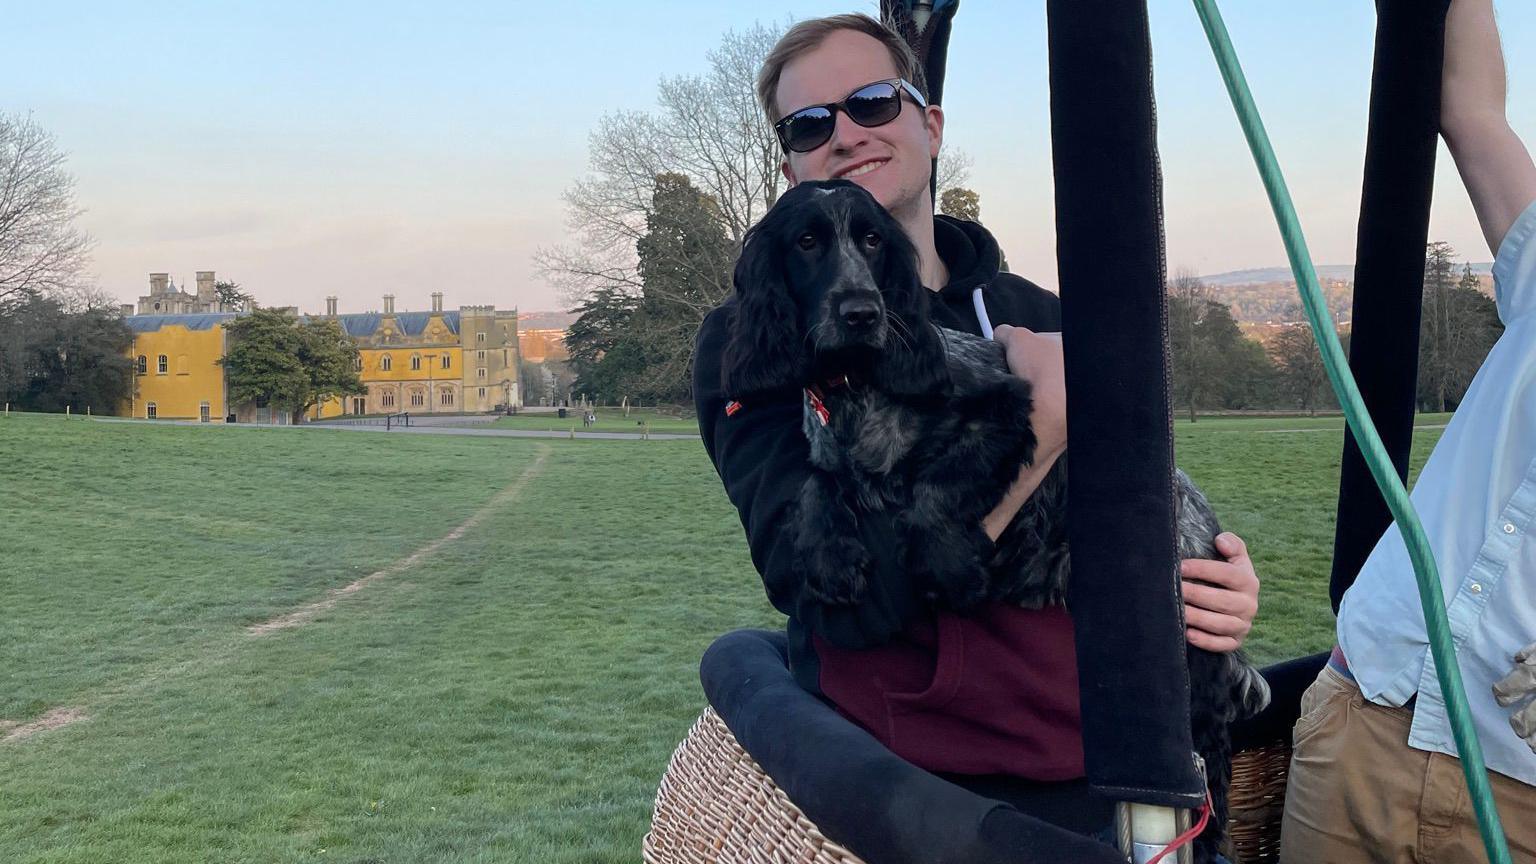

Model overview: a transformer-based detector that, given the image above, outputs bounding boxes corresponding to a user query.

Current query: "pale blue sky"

[5,1,1534,313]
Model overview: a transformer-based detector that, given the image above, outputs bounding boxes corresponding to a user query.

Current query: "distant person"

[1278,0,1536,859]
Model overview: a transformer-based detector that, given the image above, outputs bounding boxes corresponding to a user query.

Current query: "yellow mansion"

[123,284,521,423]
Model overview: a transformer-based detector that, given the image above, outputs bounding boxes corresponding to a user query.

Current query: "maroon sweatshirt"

[694,216,1082,780]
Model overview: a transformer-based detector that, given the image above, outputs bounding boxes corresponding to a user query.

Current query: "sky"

[5,1,1535,315]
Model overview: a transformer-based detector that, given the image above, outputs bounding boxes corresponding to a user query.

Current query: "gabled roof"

[336,311,460,337]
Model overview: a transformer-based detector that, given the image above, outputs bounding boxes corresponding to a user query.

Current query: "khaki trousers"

[1278,666,1536,863]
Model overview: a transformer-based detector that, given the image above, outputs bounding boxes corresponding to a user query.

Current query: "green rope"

[1189,2,1511,861]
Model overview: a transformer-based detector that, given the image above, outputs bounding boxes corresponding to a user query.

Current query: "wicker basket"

[644,708,1292,864]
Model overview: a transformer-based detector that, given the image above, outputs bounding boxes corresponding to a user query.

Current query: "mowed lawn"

[492,407,698,435]
[0,411,1447,862]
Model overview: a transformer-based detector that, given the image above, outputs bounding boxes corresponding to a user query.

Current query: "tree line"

[1169,240,1500,418]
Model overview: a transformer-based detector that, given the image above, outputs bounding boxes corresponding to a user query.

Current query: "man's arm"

[988,324,1260,652]
[1441,0,1536,257]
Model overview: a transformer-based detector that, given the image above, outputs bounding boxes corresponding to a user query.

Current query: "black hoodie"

[693,215,1062,695]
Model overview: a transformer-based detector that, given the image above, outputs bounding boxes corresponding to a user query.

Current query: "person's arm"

[988,324,1260,652]
[695,306,920,649]
[1441,0,1536,257]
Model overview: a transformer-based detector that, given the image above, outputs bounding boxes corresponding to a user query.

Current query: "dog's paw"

[800,536,871,606]
[913,533,990,612]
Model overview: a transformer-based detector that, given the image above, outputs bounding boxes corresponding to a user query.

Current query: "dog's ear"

[872,217,950,396]
[721,228,807,396]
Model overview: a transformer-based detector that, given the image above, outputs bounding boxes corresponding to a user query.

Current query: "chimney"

[150,273,169,295]
[326,296,338,316]
[431,292,443,312]
[196,271,216,303]
[383,294,395,314]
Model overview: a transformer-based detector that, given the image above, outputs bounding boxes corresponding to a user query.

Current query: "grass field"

[0,411,1447,862]
[492,407,698,435]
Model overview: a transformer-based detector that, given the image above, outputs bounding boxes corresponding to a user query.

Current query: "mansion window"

[477,350,486,362]
[441,390,454,407]
[477,368,487,380]
[441,355,451,370]
[157,355,168,374]
[382,355,392,371]
[146,402,157,419]
[200,402,210,423]
[477,332,486,344]
[136,355,147,374]
[411,391,424,407]
[478,387,486,399]
[353,355,363,371]
[411,354,421,371]
[382,391,395,409]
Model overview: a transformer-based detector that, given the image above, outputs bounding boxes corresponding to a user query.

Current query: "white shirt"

[1338,197,1536,785]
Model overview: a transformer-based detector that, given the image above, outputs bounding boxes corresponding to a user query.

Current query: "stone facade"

[135,271,234,315]
[120,289,521,422]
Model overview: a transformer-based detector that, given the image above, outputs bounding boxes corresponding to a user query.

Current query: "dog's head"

[722,179,948,397]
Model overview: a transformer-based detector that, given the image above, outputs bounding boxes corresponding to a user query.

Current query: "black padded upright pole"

[1330,0,1451,612]
[1046,0,1203,809]
[881,0,959,204]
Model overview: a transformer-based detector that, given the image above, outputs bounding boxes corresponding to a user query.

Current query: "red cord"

[1143,790,1212,864]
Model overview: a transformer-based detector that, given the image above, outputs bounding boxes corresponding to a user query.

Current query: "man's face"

[775,29,944,224]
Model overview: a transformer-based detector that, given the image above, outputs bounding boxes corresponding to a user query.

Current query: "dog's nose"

[839,298,880,330]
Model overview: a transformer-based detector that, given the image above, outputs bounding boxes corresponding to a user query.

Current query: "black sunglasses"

[773,78,928,154]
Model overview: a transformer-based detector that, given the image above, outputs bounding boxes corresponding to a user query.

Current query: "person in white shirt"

[1278,0,1536,860]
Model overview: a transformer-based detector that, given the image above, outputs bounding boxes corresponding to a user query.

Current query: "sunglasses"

[773,78,928,154]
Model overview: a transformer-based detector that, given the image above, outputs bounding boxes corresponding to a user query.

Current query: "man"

[692,13,1260,837]
[1278,0,1536,859]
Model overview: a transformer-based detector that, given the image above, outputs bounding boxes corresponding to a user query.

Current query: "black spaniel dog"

[721,179,1268,861]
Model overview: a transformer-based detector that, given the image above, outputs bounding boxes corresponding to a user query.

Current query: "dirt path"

[247,448,548,635]
[2,447,549,745]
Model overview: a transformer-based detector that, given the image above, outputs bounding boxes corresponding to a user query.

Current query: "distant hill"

[1201,263,1493,286]
[1199,263,1495,325]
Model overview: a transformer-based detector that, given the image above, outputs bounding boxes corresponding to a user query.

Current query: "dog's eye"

[797,233,817,251]
[862,231,882,249]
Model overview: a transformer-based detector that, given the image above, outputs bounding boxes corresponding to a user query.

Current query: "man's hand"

[1180,532,1260,653]
[1493,642,1536,754]
[982,326,1067,541]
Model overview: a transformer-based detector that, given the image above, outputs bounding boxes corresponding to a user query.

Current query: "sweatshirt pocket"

[884,615,966,722]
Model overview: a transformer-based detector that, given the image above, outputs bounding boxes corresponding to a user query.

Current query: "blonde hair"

[755,14,927,126]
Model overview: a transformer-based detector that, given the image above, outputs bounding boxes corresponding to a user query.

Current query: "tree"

[628,173,735,400]
[0,114,92,303]
[565,286,642,402]
[220,310,363,423]
[1270,324,1333,415]
[214,280,253,311]
[939,187,980,222]
[1167,272,1216,421]
[0,291,131,412]
[1417,246,1502,411]
[535,24,784,308]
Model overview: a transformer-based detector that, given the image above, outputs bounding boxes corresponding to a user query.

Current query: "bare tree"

[537,23,785,308]
[1168,269,1212,421]
[0,114,92,304]
[935,148,972,199]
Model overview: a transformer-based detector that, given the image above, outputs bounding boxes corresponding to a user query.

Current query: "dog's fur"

[722,179,1269,861]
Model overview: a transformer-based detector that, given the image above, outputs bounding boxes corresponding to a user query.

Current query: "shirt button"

[1470,582,1484,594]
[1504,523,1518,535]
